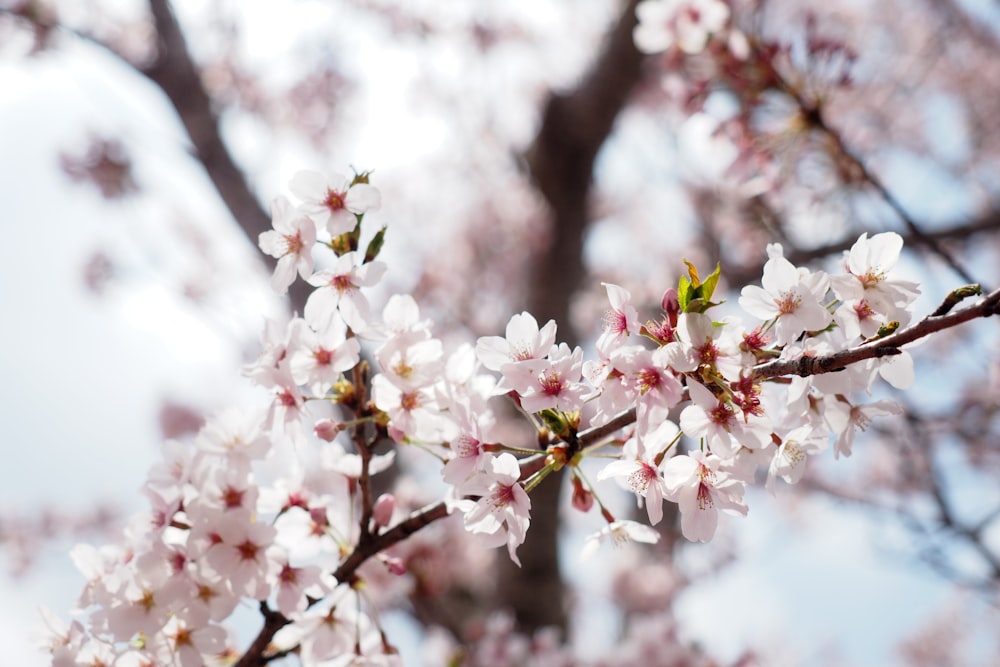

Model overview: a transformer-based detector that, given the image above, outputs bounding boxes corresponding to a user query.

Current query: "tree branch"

[752,286,1000,381]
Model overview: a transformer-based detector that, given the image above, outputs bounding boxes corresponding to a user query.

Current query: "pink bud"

[373,493,395,528]
[381,554,407,576]
[571,477,594,513]
[661,287,680,326]
[314,418,342,442]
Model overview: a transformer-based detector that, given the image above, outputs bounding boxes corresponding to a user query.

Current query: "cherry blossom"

[462,453,532,566]
[258,194,317,294]
[305,251,387,332]
[662,450,747,542]
[581,519,661,560]
[739,254,831,346]
[634,0,730,55]
[289,170,381,236]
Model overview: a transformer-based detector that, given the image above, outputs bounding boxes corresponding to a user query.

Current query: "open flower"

[258,195,317,294]
[462,453,531,566]
[289,170,381,236]
[662,450,747,542]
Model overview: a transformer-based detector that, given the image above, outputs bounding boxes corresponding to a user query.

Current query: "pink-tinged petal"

[739,284,779,320]
[680,500,718,542]
[270,256,297,294]
[345,183,381,213]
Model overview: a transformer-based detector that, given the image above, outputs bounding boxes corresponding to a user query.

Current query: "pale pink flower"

[152,610,227,667]
[462,453,531,566]
[305,251,386,332]
[476,312,557,376]
[289,170,381,236]
[597,421,679,525]
[201,513,277,599]
[273,559,326,617]
[194,408,270,460]
[662,450,747,542]
[258,194,317,294]
[634,0,730,55]
[765,424,827,492]
[289,316,361,394]
[824,397,902,458]
[596,282,640,354]
[739,255,831,346]
[679,381,771,458]
[581,520,660,560]
[371,373,449,443]
[830,232,920,321]
[501,343,589,413]
[663,312,744,380]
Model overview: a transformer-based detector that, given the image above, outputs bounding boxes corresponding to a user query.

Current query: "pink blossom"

[462,453,532,566]
[258,194,317,294]
[289,169,381,236]
[597,421,679,525]
[679,381,771,458]
[501,343,589,413]
[634,0,730,55]
[739,255,831,346]
[581,520,660,560]
[305,251,386,332]
[662,450,747,542]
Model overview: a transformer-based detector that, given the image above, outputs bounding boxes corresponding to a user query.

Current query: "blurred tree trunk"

[500,0,645,636]
[143,0,311,313]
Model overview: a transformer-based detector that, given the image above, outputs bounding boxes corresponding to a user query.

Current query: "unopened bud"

[571,476,594,513]
[372,493,395,528]
[380,554,407,576]
[661,287,680,326]
[314,418,343,442]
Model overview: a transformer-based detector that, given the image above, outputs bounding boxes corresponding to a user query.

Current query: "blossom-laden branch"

[48,165,1000,667]
[753,285,1000,381]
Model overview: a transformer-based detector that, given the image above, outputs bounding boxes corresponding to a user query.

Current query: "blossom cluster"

[47,170,927,665]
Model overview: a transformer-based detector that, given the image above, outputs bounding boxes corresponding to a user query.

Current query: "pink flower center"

[284,232,304,256]
[400,391,421,412]
[627,462,657,494]
[853,300,875,322]
[636,368,661,394]
[774,290,802,314]
[221,486,245,510]
[323,189,347,213]
[538,371,565,397]
[454,434,481,458]
[235,539,260,562]
[604,309,628,335]
[697,341,719,365]
[329,274,354,293]
[314,348,333,366]
[709,401,735,426]
[491,483,516,509]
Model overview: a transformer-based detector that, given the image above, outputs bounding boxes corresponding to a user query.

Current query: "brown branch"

[752,286,1000,381]
[233,500,451,666]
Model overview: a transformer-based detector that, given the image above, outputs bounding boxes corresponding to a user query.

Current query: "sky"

[2,2,999,666]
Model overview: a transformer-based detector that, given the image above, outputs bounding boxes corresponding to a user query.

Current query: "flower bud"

[373,493,395,528]
[314,418,342,442]
[571,476,594,513]
[661,287,680,326]
[380,554,407,576]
